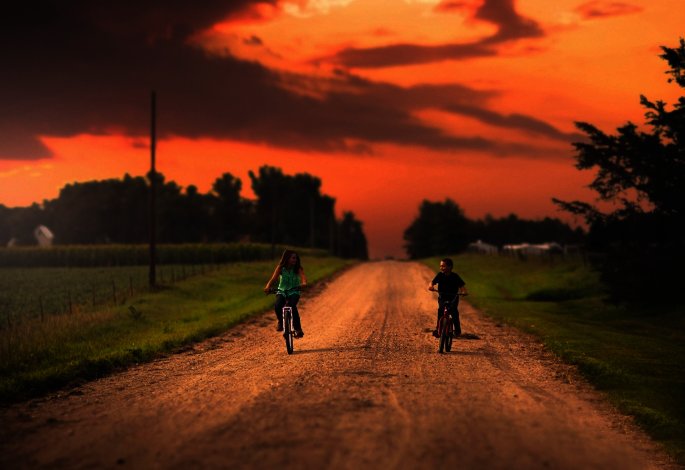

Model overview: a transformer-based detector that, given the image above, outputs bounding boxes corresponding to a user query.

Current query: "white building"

[468,240,498,254]
[34,225,54,247]
[502,242,563,256]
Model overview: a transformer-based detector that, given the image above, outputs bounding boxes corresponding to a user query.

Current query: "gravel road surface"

[0,261,676,469]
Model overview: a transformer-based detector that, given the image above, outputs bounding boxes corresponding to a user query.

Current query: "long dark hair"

[278,249,301,272]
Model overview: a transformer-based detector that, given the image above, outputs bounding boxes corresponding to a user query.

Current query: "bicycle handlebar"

[265,285,307,295]
[428,290,467,296]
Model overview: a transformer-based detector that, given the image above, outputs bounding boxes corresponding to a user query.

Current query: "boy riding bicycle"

[428,258,468,338]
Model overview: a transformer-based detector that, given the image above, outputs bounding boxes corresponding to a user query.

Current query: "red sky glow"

[1,0,683,257]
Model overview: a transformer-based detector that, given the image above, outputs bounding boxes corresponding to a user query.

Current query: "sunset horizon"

[2,0,683,258]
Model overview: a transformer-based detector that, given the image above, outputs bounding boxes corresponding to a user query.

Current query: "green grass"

[422,254,685,463]
[0,264,220,323]
[0,256,353,403]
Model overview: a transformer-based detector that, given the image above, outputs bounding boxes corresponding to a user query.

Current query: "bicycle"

[431,292,467,354]
[267,286,305,355]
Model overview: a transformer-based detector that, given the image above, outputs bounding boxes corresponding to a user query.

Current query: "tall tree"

[403,199,472,259]
[211,172,248,242]
[249,166,336,249]
[554,38,685,300]
[337,211,369,260]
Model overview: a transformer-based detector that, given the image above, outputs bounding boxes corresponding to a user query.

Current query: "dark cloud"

[475,0,544,43]
[0,0,565,161]
[575,1,643,19]
[434,1,473,14]
[328,43,496,69]
[442,104,583,142]
[244,35,264,46]
[327,0,544,69]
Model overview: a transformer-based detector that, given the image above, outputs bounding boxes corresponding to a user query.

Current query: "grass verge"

[0,256,352,403]
[422,254,685,464]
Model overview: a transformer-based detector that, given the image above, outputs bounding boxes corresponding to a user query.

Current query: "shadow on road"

[440,350,481,356]
[293,345,370,355]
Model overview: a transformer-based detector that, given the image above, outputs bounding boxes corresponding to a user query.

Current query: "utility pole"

[309,197,315,248]
[149,91,157,288]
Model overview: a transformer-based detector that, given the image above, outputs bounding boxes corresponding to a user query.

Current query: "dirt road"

[0,261,676,469]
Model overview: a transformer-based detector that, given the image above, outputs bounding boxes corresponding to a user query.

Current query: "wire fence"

[0,263,224,330]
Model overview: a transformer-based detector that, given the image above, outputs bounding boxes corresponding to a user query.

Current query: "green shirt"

[277,267,301,296]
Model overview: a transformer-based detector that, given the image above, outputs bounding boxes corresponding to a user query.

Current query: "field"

[0,264,217,324]
[424,254,685,462]
[0,243,327,323]
[0,255,353,402]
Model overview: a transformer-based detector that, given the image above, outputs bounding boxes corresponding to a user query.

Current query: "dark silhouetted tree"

[2,167,368,258]
[0,203,45,245]
[403,199,472,259]
[554,38,685,301]
[211,173,248,242]
[45,175,148,244]
[470,214,584,247]
[250,167,326,246]
[337,211,369,260]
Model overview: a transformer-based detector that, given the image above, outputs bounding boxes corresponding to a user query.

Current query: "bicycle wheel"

[283,309,294,354]
[438,317,449,354]
[445,327,453,352]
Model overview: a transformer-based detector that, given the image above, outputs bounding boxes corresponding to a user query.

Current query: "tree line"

[0,165,369,260]
[403,198,584,259]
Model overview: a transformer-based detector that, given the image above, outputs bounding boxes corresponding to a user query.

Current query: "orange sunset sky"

[1,0,683,258]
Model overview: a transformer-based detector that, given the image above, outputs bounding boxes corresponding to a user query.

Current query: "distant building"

[468,240,498,254]
[502,242,563,256]
[34,225,54,247]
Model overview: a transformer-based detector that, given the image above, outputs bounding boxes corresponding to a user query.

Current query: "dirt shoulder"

[0,261,677,469]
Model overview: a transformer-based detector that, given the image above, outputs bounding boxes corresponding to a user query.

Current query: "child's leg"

[289,295,302,331]
[450,299,462,335]
[274,294,286,322]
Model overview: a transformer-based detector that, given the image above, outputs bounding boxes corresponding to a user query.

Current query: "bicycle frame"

[282,304,294,355]
[267,286,304,355]
[433,292,465,353]
[437,303,454,353]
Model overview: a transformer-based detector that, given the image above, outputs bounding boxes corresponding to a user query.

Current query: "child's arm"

[264,265,282,293]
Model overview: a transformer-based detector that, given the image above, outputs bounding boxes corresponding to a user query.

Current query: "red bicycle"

[433,292,467,354]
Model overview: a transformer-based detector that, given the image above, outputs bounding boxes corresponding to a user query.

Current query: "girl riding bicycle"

[428,257,468,338]
[264,249,307,338]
